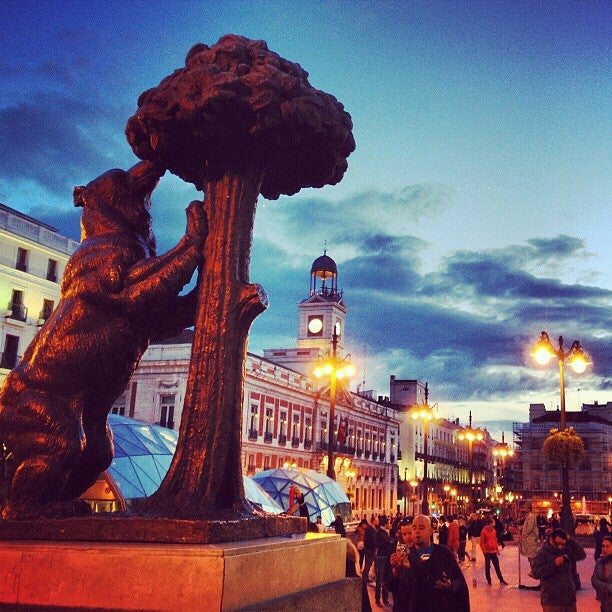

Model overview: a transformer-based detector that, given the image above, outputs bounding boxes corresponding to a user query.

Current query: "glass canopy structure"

[81,414,283,514]
[252,467,351,525]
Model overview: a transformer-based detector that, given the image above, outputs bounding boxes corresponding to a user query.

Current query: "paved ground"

[365,542,600,611]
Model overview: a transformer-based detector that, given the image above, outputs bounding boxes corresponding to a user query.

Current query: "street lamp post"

[313,328,355,480]
[443,484,451,515]
[403,468,408,516]
[493,432,514,491]
[411,383,437,515]
[410,480,419,516]
[531,331,590,534]
[458,411,484,512]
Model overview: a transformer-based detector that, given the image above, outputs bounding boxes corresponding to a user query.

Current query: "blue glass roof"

[252,467,351,525]
[107,414,282,513]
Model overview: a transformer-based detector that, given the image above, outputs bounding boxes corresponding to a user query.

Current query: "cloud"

[248,191,611,407]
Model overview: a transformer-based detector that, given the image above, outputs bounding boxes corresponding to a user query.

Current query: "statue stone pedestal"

[0,533,359,610]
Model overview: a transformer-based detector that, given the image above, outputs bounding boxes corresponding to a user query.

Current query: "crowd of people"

[325,506,612,611]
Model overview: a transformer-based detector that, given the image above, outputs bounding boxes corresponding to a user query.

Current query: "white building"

[0,203,78,380]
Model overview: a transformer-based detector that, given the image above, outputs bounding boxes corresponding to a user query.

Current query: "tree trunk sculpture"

[126,35,355,518]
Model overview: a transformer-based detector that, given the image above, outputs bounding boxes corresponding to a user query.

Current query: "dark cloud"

[248,200,611,405]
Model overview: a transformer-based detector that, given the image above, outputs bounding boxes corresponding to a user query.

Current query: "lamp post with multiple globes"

[410,383,438,515]
[530,331,590,534]
[492,432,514,491]
[458,411,484,512]
[313,327,355,480]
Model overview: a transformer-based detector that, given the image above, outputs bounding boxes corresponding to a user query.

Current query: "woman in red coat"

[480,515,509,586]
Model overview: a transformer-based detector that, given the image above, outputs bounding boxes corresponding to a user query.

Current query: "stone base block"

[0,533,351,610]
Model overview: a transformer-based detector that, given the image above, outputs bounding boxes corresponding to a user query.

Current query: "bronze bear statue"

[0,160,205,519]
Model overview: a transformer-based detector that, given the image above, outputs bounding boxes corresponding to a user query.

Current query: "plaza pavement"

[366,542,600,612]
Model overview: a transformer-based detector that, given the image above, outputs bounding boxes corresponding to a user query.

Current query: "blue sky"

[1,0,610,435]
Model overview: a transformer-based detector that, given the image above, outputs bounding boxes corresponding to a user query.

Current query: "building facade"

[0,203,78,381]
[513,402,612,514]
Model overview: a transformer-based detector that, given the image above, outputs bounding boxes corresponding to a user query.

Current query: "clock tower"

[263,250,348,375]
[297,251,347,353]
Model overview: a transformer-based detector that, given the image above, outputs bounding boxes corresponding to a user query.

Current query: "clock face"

[308,317,323,335]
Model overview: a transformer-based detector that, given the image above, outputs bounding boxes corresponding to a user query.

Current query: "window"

[159,394,175,429]
[111,403,126,416]
[264,408,273,441]
[1,334,19,369]
[304,417,312,447]
[15,248,28,272]
[39,299,54,323]
[46,259,58,282]
[292,414,300,443]
[7,290,27,322]
[249,403,258,438]
[320,419,327,443]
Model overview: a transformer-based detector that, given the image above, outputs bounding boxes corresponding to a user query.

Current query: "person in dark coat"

[591,535,612,612]
[375,515,394,604]
[530,528,586,611]
[387,520,416,611]
[595,518,611,560]
[329,513,346,537]
[408,515,470,612]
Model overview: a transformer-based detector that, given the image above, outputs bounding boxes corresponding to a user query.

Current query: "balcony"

[317,442,328,452]
[264,432,273,443]
[248,428,258,440]
[5,302,27,322]
[278,434,287,445]
[390,455,396,462]
[291,436,300,447]
[304,439,312,449]
[372,452,378,460]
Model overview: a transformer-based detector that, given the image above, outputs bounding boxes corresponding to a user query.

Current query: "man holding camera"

[530,527,586,612]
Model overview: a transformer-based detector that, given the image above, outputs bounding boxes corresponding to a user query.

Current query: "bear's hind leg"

[60,414,113,502]
[0,393,83,519]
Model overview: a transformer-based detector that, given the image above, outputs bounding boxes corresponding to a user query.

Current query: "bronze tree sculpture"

[0,161,205,519]
[126,35,355,518]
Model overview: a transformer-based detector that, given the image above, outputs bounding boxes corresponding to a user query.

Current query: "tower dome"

[310,250,338,296]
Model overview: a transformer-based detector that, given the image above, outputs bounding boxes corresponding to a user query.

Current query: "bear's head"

[73,161,165,256]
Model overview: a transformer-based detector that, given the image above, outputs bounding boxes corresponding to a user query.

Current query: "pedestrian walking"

[591,535,612,611]
[530,527,586,612]
[447,515,459,558]
[355,518,368,569]
[467,512,484,562]
[362,515,378,585]
[480,515,508,586]
[519,502,540,562]
[494,515,506,549]
[437,516,449,546]
[457,517,468,564]
[375,515,394,605]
